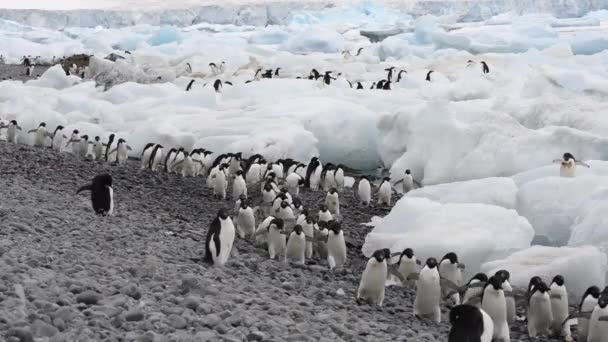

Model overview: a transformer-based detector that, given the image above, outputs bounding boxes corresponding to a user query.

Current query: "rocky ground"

[0,64,51,82]
[0,141,570,342]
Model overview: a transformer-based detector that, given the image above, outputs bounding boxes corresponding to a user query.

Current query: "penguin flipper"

[390,252,401,258]
[503,290,514,298]
[127,146,132,151]
[440,277,460,291]
[577,161,591,168]
[76,184,92,194]
[415,259,422,265]
[552,159,562,163]
[387,266,405,282]
[27,129,36,133]
[212,232,221,258]
[457,262,466,270]
[406,272,419,281]
[413,180,423,188]
[16,126,22,130]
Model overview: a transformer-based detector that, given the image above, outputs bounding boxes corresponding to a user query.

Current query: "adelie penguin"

[494,270,515,324]
[105,133,116,163]
[438,252,465,305]
[0,120,22,143]
[203,209,235,266]
[356,82,364,90]
[92,136,105,160]
[325,188,340,216]
[185,79,195,91]
[481,61,490,74]
[77,174,114,216]
[377,177,392,206]
[426,70,434,82]
[235,200,255,239]
[396,70,407,82]
[285,224,307,265]
[481,275,510,342]
[27,122,52,147]
[140,143,156,169]
[390,247,421,288]
[51,125,68,151]
[549,275,569,339]
[553,152,590,177]
[108,138,132,165]
[448,304,494,342]
[411,257,442,323]
[385,66,395,82]
[209,61,225,76]
[357,176,371,206]
[461,273,489,307]
[527,279,553,339]
[357,248,390,306]
[324,220,347,270]
[588,287,608,342]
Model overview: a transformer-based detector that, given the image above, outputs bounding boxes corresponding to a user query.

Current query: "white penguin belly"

[358,182,371,205]
[236,210,255,239]
[326,233,346,269]
[358,261,387,305]
[285,234,305,264]
[587,306,608,342]
[550,286,568,335]
[482,291,509,341]
[268,229,286,259]
[528,294,553,338]
[414,270,440,320]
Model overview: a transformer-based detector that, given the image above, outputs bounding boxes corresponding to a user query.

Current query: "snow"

[362,197,534,273]
[481,245,607,299]
[568,189,608,254]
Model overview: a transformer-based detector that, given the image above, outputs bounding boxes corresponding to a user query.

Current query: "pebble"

[167,314,187,329]
[31,319,59,338]
[76,291,101,305]
[203,314,221,328]
[7,328,34,342]
[125,309,145,322]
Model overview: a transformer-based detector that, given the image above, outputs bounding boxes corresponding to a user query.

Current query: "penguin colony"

[0,119,596,340]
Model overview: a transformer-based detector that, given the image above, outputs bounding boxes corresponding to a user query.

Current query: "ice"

[568,189,608,254]
[280,27,345,54]
[362,197,534,272]
[481,245,607,298]
[515,175,608,245]
[405,177,518,209]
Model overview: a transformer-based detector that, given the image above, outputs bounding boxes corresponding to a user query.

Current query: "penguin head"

[582,286,601,301]
[328,188,338,195]
[449,304,484,337]
[532,280,550,294]
[108,133,114,140]
[486,276,503,291]
[263,182,273,192]
[382,177,391,183]
[441,252,459,264]
[217,209,229,220]
[292,197,302,209]
[239,200,249,210]
[73,129,79,135]
[39,122,47,127]
[54,125,64,132]
[269,218,284,230]
[599,287,608,308]
[92,173,113,188]
[371,249,387,263]
[360,175,369,181]
[528,276,542,293]
[469,272,488,284]
[238,194,247,202]
[319,204,328,212]
[551,275,565,287]
[494,270,510,282]
[280,187,288,194]
[563,152,575,161]
[280,201,289,209]
[81,135,89,141]
[425,258,437,269]
[9,120,18,125]
[328,220,342,234]
[235,170,244,177]
[400,248,414,259]
[293,224,303,235]
[405,169,411,175]
[118,138,126,145]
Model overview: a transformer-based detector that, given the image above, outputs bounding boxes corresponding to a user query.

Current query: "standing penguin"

[577,286,601,342]
[334,165,345,191]
[318,204,334,224]
[494,270,515,324]
[325,220,347,270]
[377,177,392,206]
[204,209,235,267]
[149,144,164,171]
[92,136,105,160]
[393,248,421,288]
[213,79,223,93]
[299,213,316,259]
[177,151,198,177]
[51,125,67,151]
[357,176,372,206]
[65,130,81,156]
[481,61,490,74]
[448,304,494,342]
[395,169,415,193]
[553,152,590,177]
[357,249,390,306]
[439,252,465,306]
[235,201,255,239]
[549,275,569,338]
[140,143,156,169]
[528,280,553,339]
[2,120,22,143]
[413,258,442,323]
[27,122,51,147]
[325,188,340,216]
[588,287,608,342]
[109,138,131,165]
[321,163,336,191]
[266,218,286,260]
[285,224,306,265]
[426,70,434,82]
[105,133,116,163]
[481,276,510,342]
[461,273,489,307]
[212,164,229,200]
[304,157,322,190]
[76,174,114,216]
[232,170,247,200]
[285,172,304,196]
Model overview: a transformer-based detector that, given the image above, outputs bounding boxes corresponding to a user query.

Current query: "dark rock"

[125,309,144,322]
[7,327,34,342]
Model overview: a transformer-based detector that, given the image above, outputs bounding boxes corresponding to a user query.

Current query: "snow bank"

[362,197,534,273]
[481,245,607,298]
[568,189,608,254]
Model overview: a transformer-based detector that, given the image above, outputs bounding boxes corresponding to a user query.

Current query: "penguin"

[213,79,223,93]
[51,125,67,151]
[186,79,195,91]
[553,152,590,177]
[232,170,247,200]
[528,279,553,339]
[461,273,489,307]
[78,135,92,159]
[314,221,329,259]
[356,82,364,89]
[169,148,185,173]
[588,287,608,342]
[481,276,510,342]
[527,276,542,300]
[285,172,304,196]
[357,248,390,306]
[325,220,347,270]
[76,174,114,216]
[549,275,569,339]
[466,60,477,68]
[235,200,255,239]
[333,165,345,191]
[109,138,131,165]
[285,224,306,265]
[27,122,51,147]
[274,68,281,77]
[413,258,442,323]
[299,213,316,259]
[246,159,263,186]
[577,286,601,342]
[448,304,494,342]
[92,136,104,160]
[494,270,515,324]
[105,133,116,163]
[209,62,225,76]
[393,248,421,288]
[149,144,164,171]
[308,69,321,80]
[439,252,465,306]
[318,204,334,224]
[325,188,340,216]
[481,61,489,74]
[385,67,395,82]
[164,148,178,173]
[322,71,335,86]
[276,201,295,228]
[261,183,277,216]
[65,130,81,156]
[267,218,286,260]
[203,209,235,267]
[212,164,228,200]
[426,70,434,82]
[2,120,22,143]
[26,64,35,77]
[395,169,415,193]
[357,176,372,206]
[321,163,336,191]
[254,215,275,246]
[261,69,273,78]
[370,82,376,89]
[191,149,205,176]
[377,177,392,206]
[177,151,198,177]
[228,152,242,176]
[140,143,156,169]
[382,81,391,90]
[396,70,407,82]
[376,80,386,89]
[305,157,322,190]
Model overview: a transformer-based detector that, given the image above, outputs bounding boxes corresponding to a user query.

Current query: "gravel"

[0,142,567,341]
